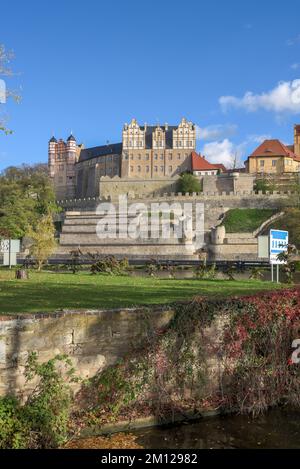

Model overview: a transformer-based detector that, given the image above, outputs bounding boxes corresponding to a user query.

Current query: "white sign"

[270,229,288,265]
[0,239,20,253]
[0,240,21,266]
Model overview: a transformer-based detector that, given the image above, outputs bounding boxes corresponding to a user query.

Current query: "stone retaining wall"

[0,307,173,398]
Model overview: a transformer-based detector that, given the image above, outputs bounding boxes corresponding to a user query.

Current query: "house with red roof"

[245,125,300,174]
[191,151,226,176]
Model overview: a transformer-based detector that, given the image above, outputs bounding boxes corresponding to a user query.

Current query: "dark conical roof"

[67,134,76,142]
[49,136,57,143]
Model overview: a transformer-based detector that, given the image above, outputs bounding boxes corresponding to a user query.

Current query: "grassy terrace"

[0,270,283,315]
[222,208,276,233]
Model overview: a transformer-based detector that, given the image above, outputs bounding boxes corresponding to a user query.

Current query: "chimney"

[165,122,168,131]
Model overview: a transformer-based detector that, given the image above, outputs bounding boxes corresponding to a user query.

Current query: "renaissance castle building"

[48,118,196,199]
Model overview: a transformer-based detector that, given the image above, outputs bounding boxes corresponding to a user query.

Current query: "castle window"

[146,166,150,172]
[190,141,193,147]
[260,160,265,167]
[169,166,172,172]
[272,160,276,167]
[138,154,141,160]
[178,154,181,159]
[169,153,172,160]
[138,166,141,172]
[59,164,64,171]
[140,141,143,147]
[179,141,182,146]
[146,154,149,160]
[160,166,164,172]
[130,166,134,172]
[154,166,158,172]
[154,154,158,159]
[160,154,164,160]
[129,140,132,146]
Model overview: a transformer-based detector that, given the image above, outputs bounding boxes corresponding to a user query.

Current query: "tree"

[0,164,58,239]
[254,177,277,193]
[0,44,21,134]
[178,173,201,194]
[27,214,57,271]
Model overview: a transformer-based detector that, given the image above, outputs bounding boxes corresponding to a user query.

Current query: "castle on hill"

[48,118,197,199]
[48,120,300,200]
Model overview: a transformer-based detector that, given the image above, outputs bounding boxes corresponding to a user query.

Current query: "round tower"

[48,136,57,178]
[66,134,77,198]
[66,133,77,158]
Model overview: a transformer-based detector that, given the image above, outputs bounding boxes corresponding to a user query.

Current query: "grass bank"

[222,208,276,233]
[0,270,283,314]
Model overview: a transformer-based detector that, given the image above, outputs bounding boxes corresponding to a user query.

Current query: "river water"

[132,409,300,449]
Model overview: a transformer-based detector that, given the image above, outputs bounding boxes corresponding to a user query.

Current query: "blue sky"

[1,0,300,170]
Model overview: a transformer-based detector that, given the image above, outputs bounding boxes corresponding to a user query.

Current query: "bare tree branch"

[0,44,21,134]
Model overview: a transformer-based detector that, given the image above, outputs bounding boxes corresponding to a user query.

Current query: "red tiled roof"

[191,151,226,172]
[250,139,295,158]
[213,163,227,172]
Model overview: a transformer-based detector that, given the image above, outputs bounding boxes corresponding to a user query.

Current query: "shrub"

[177,173,201,194]
[66,249,83,274]
[79,288,300,425]
[88,255,129,275]
[0,353,75,449]
[194,262,217,280]
[0,397,29,449]
[254,178,277,193]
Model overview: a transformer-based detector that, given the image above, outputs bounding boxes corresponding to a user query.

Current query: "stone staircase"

[57,210,199,260]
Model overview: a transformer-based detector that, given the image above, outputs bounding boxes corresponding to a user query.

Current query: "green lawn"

[0,270,283,315]
[222,208,276,233]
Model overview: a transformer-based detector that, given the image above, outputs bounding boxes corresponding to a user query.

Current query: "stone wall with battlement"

[99,175,180,200]
[56,190,291,211]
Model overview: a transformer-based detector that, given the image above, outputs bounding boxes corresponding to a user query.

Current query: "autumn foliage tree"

[27,214,56,271]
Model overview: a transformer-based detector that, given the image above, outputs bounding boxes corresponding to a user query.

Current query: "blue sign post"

[269,229,289,283]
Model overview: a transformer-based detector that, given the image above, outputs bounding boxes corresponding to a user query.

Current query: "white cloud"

[286,35,300,46]
[291,63,300,70]
[202,139,236,167]
[195,124,237,141]
[201,134,271,169]
[247,134,271,144]
[219,79,300,114]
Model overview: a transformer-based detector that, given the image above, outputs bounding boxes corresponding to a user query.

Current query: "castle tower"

[48,136,57,179]
[65,134,77,197]
[294,125,300,156]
